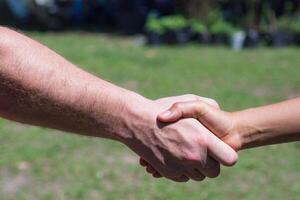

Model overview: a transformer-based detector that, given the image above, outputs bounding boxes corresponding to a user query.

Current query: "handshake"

[2,27,298,184]
[119,94,241,183]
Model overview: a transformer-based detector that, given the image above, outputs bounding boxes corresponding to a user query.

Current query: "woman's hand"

[158,100,242,151]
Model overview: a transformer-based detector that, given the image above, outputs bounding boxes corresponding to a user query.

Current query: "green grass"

[1,32,300,200]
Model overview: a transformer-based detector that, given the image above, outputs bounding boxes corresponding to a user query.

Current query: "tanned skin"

[0,27,237,182]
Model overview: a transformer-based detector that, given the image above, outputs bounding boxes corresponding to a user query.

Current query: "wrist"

[80,81,152,142]
[111,90,155,143]
[232,109,264,150]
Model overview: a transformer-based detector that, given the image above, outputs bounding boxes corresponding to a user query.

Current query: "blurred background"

[0,1,300,200]
[1,0,300,48]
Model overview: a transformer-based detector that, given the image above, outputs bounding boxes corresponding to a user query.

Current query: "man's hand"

[132,95,238,182]
[0,27,237,183]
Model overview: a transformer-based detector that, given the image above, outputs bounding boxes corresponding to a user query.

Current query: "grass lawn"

[1,32,300,200]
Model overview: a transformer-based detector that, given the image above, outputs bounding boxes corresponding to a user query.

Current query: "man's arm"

[0,26,139,140]
[0,27,237,182]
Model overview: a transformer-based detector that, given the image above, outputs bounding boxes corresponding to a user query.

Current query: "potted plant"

[115,1,146,35]
[190,19,210,44]
[290,19,300,45]
[145,15,164,45]
[161,15,191,44]
[266,17,295,47]
[209,19,236,45]
[243,28,260,48]
[231,31,246,50]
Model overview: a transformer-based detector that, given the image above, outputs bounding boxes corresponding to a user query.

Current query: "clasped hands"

[122,94,240,182]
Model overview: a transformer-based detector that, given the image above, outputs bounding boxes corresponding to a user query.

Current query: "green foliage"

[209,19,237,35]
[290,19,300,34]
[145,15,164,34]
[275,17,300,34]
[277,17,292,31]
[206,9,222,27]
[146,15,189,33]
[190,19,207,33]
[161,15,187,30]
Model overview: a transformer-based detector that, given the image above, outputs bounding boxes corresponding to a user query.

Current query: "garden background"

[0,1,300,200]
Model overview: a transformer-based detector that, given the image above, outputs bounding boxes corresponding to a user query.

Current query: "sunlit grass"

[1,32,300,200]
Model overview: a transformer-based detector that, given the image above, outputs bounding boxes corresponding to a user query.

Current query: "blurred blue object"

[70,0,85,25]
[5,0,29,21]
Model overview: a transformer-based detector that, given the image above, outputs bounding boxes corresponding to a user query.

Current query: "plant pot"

[231,31,246,50]
[163,27,192,45]
[211,34,230,45]
[243,29,260,48]
[176,27,192,44]
[265,31,294,47]
[293,33,300,45]
[192,32,211,44]
[146,32,163,45]
[117,12,145,35]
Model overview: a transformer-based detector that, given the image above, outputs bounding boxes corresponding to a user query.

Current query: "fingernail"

[160,110,172,118]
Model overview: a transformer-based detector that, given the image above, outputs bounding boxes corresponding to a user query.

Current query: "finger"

[167,175,189,182]
[196,156,220,178]
[146,165,156,174]
[139,158,148,167]
[158,100,209,123]
[158,101,227,139]
[196,97,220,109]
[207,133,238,167]
[149,169,161,177]
[139,158,159,176]
[164,95,219,109]
[152,171,163,178]
[184,169,206,181]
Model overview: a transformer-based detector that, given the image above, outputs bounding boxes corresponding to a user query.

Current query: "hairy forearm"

[0,27,147,141]
[234,98,300,149]
[0,27,240,182]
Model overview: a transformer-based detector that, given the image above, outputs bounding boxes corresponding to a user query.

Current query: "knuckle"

[207,98,220,108]
[194,101,208,117]
[172,102,182,110]
[196,134,209,147]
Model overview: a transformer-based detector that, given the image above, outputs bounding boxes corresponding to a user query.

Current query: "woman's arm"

[231,98,300,149]
[158,97,300,151]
